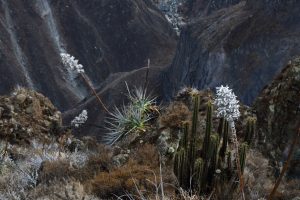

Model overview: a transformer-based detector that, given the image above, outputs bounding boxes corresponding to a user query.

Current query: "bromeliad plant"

[104,84,158,145]
[126,83,158,114]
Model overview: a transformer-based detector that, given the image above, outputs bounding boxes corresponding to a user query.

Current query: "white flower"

[71,110,88,128]
[214,85,240,124]
[60,53,85,73]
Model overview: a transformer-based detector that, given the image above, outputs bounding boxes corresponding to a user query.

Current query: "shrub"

[133,144,160,168]
[37,160,75,184]
[89,160,156,198]
[160,101,190,129]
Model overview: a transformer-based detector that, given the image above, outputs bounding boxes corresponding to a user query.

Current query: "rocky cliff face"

[164,0,300,105]
[254,57,300,162]
[184,0,243,16]
[0,0,176,110]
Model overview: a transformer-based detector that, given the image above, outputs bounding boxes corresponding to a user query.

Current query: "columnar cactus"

[210,134,220,168]
[202,101,213,159]
[194,158,204,193]
[179,122,189,149]
[188,95,200,174]
[239,143,248,174]
[173,89,252,196]
[217,117,225,137]
[220,120,229,159]
[245,117,256,145]
[227,150,232,169]
[174,148,187,186]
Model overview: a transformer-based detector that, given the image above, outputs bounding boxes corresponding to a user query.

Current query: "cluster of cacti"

[174,95,255,195]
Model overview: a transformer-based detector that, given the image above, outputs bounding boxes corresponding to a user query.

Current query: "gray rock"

[10,118,18,129]
[15,94,27,104]
[0,107,4,118]
[112,154,129,167]
[43,120,51,128]
[25,106,33,114]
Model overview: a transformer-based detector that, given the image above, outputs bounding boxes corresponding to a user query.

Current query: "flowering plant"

[60,53,84,73]
[60,53,109,113]
[71,110,88,128]
[214,85,240,127]
[214,85,245,199]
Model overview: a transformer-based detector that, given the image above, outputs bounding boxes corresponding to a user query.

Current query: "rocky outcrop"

[254,57,300,162]
[0,88,63,144]
[0,0,176,110]
[164,0,300,105]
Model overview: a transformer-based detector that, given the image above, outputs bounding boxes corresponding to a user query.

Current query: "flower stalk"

[60,53,109,113]
[214,85,245,200]
[79,73,110,113]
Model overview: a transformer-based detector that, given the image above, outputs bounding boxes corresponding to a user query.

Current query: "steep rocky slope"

[164,0,300,105]
[184,0,243,17]
[0,0,176,110]
[254,57,300,164]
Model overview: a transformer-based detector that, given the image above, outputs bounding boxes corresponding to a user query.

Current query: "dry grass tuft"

[87,159,157,199]
[38,160,76,184]
[133,143,160,168]
[160,101,190,129]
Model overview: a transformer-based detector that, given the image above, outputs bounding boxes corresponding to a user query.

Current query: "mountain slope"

[0,0,176,110]
[254,57,300,161]
[164,0,300,104]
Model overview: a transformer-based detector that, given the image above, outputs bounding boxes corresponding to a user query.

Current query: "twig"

[231,125,245,200]
[268,129,300,200]
[143,59,150,92]
[79,73,110,113]
[159,161,165,200]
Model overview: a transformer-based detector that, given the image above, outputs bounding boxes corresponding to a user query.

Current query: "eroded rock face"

[0,0,176,110]
[163,1,300,105]
[254,57,300,161]
[185,0,243,16]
